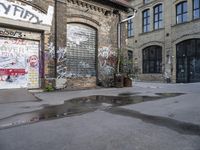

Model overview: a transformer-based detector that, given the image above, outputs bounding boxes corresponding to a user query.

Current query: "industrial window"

[193,0,200,19]
[154,4,163,30]
[143,46,162,73]
[143,9,150,32]
[127,16,134,37]
[176,1,187,24]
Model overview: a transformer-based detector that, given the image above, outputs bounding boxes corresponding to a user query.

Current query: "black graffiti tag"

[0,29,23,38]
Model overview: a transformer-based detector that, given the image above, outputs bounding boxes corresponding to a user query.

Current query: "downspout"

[117,12,121,74]
[117,10,137,74]
[54,0,57,78]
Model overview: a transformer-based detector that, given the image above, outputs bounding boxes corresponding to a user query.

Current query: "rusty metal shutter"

[62,23,96,78]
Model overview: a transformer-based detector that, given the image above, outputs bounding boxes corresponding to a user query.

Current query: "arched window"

[193,0,200,19]
[143,46,162,73]
[154,4,163,30]
[176,1,187,24]
[142,9,150,32]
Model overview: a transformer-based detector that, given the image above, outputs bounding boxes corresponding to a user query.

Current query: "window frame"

[127,16,134,38]
[153,4,163,30]
[143,46,162,74]
[193,0,200,19]
[142,9,150,33]
[176,1,188,24]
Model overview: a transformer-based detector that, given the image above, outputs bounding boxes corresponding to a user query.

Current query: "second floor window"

[154,4,163,30]
[193,0,200,19]
[143,9,150,32]
[127,16,134,37]
[176,1,187,24]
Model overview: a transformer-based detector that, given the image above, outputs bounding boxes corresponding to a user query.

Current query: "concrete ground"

[0,82,200,150]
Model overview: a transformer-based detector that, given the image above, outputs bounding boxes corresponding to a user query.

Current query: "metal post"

[54,0,57,78]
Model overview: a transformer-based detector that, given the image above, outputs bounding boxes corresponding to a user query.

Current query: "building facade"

[127,0,200,83]
[0,0,132,89]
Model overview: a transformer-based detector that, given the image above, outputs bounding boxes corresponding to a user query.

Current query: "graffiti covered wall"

[98,46,117,86]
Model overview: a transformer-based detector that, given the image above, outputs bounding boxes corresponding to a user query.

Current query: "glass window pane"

[143,11,147,17]
[154,22,158,29]
[147,10,150,16]
[159,20,163,28]
[183,2,187,13]
[147,25,150,32]
[154,6,158,13]
[159,13,163,20]
[177,15,182,23]
[155,14,158,21]
[159,4,162,11]
[183,13,187,22]
[177,4,182,14]
[147,17,150,24]
[194,0,200,9]
[194,9,200,19]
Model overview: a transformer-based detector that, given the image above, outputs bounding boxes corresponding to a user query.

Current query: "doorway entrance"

[176,39,200,83]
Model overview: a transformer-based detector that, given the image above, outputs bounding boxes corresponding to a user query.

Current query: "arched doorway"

[59,23,97,78]
[176,39,200,83]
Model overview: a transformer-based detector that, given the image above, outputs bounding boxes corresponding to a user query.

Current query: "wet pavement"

[0,93,184,130]
[1,82,200,150]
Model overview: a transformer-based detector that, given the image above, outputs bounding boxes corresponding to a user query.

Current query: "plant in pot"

[115,49,133,87]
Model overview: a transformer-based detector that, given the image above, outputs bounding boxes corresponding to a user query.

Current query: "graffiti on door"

[0,37,39,88]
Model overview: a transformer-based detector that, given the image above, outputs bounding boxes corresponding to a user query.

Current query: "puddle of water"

[106,107,200,136]
[0,93,184,129]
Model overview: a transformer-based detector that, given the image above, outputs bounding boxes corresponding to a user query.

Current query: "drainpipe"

[117,9,137,74]
[54,0,57,78]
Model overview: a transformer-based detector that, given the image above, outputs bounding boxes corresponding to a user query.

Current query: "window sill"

[128,35,135,39]
[139,28,164,36]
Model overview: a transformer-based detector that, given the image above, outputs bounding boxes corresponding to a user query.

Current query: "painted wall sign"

[0,0,54,25]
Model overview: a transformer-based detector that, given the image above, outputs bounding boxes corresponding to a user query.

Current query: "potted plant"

[115,48,133,87]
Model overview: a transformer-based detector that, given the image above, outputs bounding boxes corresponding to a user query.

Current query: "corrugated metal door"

[63,23,96,78]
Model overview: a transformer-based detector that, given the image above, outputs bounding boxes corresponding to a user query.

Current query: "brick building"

[0,0,134,89]
[127,0,200,83]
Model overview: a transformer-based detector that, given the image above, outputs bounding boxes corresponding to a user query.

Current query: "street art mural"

[0,0,54,25]
[98,46,116,75]
[98,46,117,87]
[0,37,39,89]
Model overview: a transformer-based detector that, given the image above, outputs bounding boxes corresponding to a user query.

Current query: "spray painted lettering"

[0,29,23,38]
[0,0,54,25]
[98,46,116,75]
